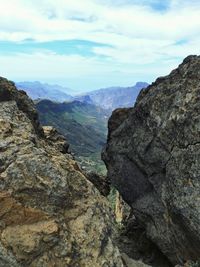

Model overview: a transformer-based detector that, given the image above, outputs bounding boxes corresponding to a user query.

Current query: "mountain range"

[16,80,148,173]
[75,82,149,110]
[16,81,73,102]
[16,81,148,110]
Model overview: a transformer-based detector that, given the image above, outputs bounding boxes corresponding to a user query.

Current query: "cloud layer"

[0,0,199,91]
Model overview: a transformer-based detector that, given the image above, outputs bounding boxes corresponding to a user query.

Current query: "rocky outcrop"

[0,77,43,136]
[43,126,70,154]
[0,77,124,266]
[103,55,200,266]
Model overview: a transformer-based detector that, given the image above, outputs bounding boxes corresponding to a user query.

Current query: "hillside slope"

[36,99,109,173]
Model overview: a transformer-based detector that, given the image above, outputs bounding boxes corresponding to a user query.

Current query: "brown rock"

[43,126,70,154]
[0,77,124,267]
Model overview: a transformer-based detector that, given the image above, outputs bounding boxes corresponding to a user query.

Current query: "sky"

[0,0,200,92]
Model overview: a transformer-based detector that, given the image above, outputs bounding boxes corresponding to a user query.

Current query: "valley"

[17,81,148,174]
[36,99,110,173]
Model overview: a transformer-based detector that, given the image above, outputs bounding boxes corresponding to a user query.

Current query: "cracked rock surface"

[103,55,200,266]
[0,77,124,267]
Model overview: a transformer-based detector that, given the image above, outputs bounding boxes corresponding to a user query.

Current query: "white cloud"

[0,0,200,43]
[0,0,200,89]
[0,49,181,91]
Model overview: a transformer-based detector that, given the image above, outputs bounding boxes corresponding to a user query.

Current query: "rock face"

[84,172,110,197]
[103,55,200,266]
[43,126,70,154]
[0,78,43,137]
[0,77,124,267]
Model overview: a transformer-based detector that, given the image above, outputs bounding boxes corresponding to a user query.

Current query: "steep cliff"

[103,55,200,266]
[0,77,124,267]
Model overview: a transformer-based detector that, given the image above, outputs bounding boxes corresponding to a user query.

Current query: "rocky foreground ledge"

[103,55,200,266]
[0,77,125,267]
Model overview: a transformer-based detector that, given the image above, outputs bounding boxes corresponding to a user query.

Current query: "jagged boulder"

[103,55,200,266]
[0,78,124,267]
[0,77,43,136]
[43,126,70,154]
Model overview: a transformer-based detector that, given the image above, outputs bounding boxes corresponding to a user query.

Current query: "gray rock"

[103,55,200,266]
[84,171,110,196]
[121,253,151,267]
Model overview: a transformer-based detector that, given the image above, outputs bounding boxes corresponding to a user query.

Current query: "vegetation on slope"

[36,99,109,173]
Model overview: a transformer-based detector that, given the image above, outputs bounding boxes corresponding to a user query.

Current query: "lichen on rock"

[0,77,124,267]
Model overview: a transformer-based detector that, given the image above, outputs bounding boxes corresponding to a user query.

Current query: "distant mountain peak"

[73,94,94,105]
[16,81,73,102]
[135,81,149,87]
[75,81,149,110]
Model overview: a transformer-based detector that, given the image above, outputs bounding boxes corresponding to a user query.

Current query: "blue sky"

[0,0,200,92]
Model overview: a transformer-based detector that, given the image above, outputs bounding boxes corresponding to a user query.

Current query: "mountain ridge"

[16,81,148,111]
[36,99,109,173]
[16,81,73,102]
[74,82,149,110]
